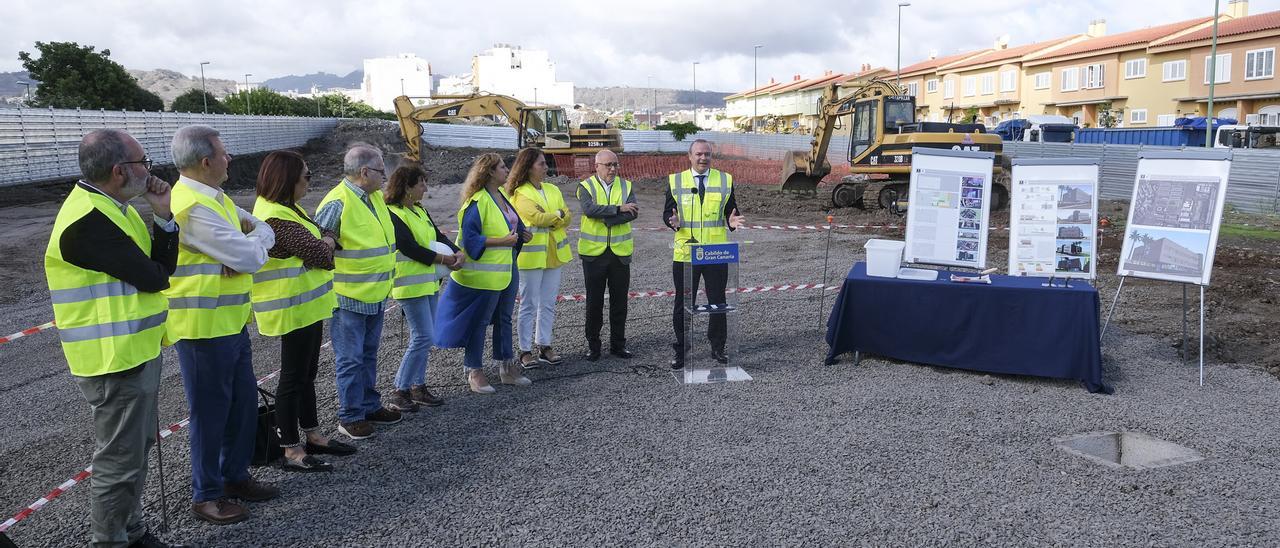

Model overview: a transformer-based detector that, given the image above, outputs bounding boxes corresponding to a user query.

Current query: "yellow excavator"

[393,93,623,162]
[780,80,1008,210]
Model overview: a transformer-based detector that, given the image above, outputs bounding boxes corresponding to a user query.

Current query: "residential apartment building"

[723,0,1277,132]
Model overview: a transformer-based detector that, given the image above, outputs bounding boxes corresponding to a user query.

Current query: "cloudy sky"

[6,0,1278,92]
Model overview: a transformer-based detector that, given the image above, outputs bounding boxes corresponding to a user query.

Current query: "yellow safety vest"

[249,198,336,336]
[576,175,634,257]
[165,182,253,341]
[514,182,573,269]
[450,189,514,291]
[316,181,397,304]
[44,185,168,376]
[387,204,444,299]
[669,169,732,262]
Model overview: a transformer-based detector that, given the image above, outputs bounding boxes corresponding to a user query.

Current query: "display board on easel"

[1117,149,1232,285]
[1007,158,1101,279]
[904,147,996,269]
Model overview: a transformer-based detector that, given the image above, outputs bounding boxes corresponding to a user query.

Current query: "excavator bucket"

[778,150,829,193]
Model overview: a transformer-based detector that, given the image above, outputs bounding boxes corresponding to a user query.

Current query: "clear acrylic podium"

[676,241,752,385]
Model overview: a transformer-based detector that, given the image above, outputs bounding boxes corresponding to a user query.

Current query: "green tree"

[656,121,700,141]
[1097,101,1125,128]
[18,41,157,110]
[616,112,637,130]
[314,93,395,120]
[171,89,227,113]
[962,106,980,124]
[223,88,299,116]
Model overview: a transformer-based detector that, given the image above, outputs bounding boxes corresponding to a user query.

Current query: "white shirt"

[175,175,274,274]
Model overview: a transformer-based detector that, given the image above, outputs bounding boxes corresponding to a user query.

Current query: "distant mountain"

[0,71,35,97]
[262,70,363,93]
[129,69,238,107]
[575,87,730,113]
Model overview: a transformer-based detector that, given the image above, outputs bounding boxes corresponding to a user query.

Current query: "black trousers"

[582,250,631,350]
[672,261,728,352]
[275,320,324,447]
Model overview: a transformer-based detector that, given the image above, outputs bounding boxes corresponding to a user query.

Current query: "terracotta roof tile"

[1039,17,1214,58]
[1157,10,1280,46]
[946,35,1083,70]
[897,48,991,76]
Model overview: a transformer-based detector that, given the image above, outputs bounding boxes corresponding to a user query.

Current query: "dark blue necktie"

[696,174,706,202]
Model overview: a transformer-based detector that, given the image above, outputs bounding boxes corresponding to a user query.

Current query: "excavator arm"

[393,93,540,162]
[779,80,904,191]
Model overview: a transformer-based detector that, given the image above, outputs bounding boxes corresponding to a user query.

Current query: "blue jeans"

[175,328,256,503]
[394,294,438,390]
[331,307,385,423]
[464,266,518,370]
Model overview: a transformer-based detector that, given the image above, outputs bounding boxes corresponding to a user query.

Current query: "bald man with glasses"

[575,150,638,361]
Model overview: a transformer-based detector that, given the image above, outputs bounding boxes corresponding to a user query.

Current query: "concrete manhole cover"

[1053,431,1204,470]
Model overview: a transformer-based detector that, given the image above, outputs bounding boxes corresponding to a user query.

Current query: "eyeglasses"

[119,157,153,170]
[366,167,385,175]
[303,172,313,181]
[596,162,620,168]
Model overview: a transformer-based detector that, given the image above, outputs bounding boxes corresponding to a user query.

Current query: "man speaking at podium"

[664,139,745,370]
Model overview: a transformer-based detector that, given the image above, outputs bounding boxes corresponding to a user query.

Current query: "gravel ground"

[3,145,1280,546]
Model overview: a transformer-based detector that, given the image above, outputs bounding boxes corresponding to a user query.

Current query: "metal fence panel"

[0,108,340,187]
[1005,141,1280,214]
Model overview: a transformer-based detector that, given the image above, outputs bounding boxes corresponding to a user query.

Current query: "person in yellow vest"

[314,145,404,440]
[166,125,279,524]
[45,129,182,547]
[576,149,638,361]
[663,139,746,370]
[250,150,352,473]
[383,165,461,412]
[506,148,573,368]
[433,152,533,394]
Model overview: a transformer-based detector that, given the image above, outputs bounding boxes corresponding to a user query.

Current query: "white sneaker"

[499,361,532,386]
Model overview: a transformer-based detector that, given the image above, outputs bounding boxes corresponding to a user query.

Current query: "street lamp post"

[693,61,699,129]
[534,87,538,106]
[753,44,763,133]
[199,61,210,113]
[897,3,911,88]
[15,81,31,103]
[400,78,405,96]
[244,73,253,115]
[1206,0,1220,147]
[648,75,655,128]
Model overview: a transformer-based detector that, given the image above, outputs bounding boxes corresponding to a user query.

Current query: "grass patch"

[1221,223,1280,240]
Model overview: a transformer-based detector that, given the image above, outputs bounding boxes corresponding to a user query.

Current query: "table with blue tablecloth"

[825,262,1111,393]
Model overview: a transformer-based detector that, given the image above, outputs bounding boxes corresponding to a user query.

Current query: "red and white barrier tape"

[0,321,57,345]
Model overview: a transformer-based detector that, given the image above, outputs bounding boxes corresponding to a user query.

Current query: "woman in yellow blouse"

[505,148,573,368]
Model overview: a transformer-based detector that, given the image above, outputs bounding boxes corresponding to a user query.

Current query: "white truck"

[1214,123,1279,149]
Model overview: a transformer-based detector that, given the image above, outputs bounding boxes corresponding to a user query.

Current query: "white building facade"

[362,53,433,112]
[471,45,574,106]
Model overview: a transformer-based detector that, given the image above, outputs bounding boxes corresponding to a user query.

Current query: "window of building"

[1084,63,1105,89]
[980,74,995,95]
[1130,109,1148,124]
[1157,114,1176,126]
[906,81,919,96]
[1204,53,1231,84]
[1034,72,1051,89]
[1246,48,1275,80]
[926,79,939,93]
[1162,60,1187,81]
[1061,67,1080,91]
[943,79,955,99]
[1125,58,1147,79]
[1000,70,1017,92]
[963,76,977,97]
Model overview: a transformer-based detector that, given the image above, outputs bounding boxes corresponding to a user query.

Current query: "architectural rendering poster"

[905,148,996,269]
[1007,159,1100,279]
[1118,150,1232,286]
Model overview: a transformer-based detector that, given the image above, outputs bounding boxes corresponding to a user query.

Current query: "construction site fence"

[0,107,340,187]
[1003,142,1280,214]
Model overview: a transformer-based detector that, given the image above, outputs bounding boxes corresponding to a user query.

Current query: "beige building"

[893,49,991,122]
[936,34,1087,126]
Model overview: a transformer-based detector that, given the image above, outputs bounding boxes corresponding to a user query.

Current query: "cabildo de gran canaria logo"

[695,247,705,261]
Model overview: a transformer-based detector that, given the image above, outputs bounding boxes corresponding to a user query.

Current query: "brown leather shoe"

[191,499,248,525]
[223,478,280,502]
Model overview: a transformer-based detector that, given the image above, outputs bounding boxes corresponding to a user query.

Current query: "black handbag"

[251,387,284,466]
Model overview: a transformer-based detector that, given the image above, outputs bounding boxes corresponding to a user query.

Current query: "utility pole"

[1206,0,1220,147]
[753,44,763,132]
[15,81,31,103]
[244,73,253,115]
[648,75,655,128]
[897,3,911,88]
[199,62,210,113]
[400,78,405,96]
[693,61,699,128]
